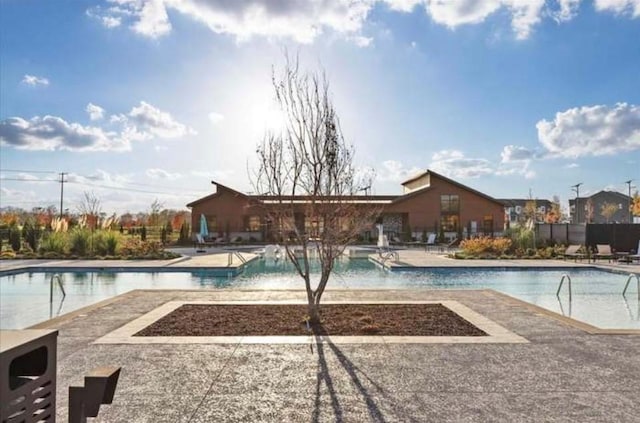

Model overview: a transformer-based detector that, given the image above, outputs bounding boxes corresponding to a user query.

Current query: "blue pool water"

[1,259,638,330]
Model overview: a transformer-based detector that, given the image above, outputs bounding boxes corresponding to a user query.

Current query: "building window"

[440,195,460,213]
[244,215,261,231]
[206,215,217,232]
[483,215,493,233]
[440,195,459,231]
[440,215,459,232]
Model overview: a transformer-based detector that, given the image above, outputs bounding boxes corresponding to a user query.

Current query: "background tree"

[522,199,538,225]
[631,191,640,219]
[600,202,618,223]
[544,197,562,224]
[77,191,102,230]
[252,56,377,324]
[585,198,594,223]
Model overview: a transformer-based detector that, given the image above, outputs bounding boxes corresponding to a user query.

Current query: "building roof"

[186,180,250,207]
[187,170,504,208]
[497,198,553,206]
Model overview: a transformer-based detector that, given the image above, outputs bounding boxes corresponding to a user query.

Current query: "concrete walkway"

[31,288,640,422]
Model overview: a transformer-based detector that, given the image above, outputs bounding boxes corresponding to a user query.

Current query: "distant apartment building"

[498,199,553,227]
[569,190,632,224]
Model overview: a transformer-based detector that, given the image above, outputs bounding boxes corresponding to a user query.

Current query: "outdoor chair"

[194,234,215,250]
[628,240,640,264]
[595,244,615,262]
[562,245,586,261]
[425,233,437,252]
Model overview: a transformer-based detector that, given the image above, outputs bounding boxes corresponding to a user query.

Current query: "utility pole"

[625,179,634,223]
[571,183,582,224]
[59,172,67,218]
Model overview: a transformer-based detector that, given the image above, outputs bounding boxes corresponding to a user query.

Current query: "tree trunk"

[307,295,321,326]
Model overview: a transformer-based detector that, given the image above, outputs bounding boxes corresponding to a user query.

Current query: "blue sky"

[1,0,639,214]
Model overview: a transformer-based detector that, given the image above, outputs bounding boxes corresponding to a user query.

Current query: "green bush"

[9,224,21,252]
[22,220,41,251]
[504,227,534,252]
[92,231,120,256]
[69,228,90,256]
[40,232,67,255]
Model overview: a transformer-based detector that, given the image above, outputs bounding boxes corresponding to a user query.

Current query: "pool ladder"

[228,251,247,266]
[623,273,639,300]
[556,274,572,301]
[50,273,66,303]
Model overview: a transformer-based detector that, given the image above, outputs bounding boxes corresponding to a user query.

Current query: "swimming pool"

[1,259,638,330]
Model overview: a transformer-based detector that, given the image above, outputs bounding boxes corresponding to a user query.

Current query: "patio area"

[29,287,640,422]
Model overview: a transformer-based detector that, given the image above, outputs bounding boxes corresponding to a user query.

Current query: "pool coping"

[26,287,640,336]
[92,299,529,345]
[490,290,640,335]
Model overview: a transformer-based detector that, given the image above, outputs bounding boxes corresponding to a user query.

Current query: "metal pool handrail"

[622,273,639,300]
[50,273,66,303]
[556,274,572,301]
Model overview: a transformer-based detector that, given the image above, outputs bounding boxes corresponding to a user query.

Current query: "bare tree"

[600,202,618,223]
[149,199,164,227]
[252,56,378,324]
[77,191,102,229]
[585,198,594,223]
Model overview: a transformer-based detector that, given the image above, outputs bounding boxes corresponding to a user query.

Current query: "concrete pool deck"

[2,247,638,276]
[2,252,639,421]
[26,287,639,422]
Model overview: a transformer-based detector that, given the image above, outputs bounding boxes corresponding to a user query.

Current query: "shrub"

[69,228,90,256]
[22,220,41,251]
[90,230,119,256]
[40,232,67,255]
[141,225,147,241]
[103,231,119,256]
[9,224,21,252]
[119,239,163,257]
[460,236,512,257]
[504,227,534,252]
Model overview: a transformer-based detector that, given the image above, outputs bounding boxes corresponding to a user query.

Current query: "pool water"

[1,259,638,330]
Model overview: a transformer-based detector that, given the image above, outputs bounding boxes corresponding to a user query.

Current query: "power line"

[0,178,57,182]
[65,180,205,196]
[0,168,58,174]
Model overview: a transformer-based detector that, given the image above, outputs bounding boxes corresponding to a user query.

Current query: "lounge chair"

[425,233,437,252]
[194,234,215,250]
[562,245,586,261]
[595,244,614,262]
[628,240,640,263]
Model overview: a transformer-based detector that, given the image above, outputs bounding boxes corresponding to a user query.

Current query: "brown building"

[187,169,505,242]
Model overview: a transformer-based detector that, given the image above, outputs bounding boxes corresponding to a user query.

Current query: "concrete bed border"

[93,299,529,345]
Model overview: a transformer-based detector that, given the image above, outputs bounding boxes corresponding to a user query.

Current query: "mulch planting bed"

[134,304,487,337]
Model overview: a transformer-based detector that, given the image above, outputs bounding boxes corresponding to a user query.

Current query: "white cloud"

[98,0,373,44]
[146,168,182,180]
[550,0,581,22]
[0,101,194,152]
[500,145,536,162]
[86,7,123,28]
[90,0,640,44]
[377,160,423,182]
[86,103,105,121]
[565,163,579,168]
[22,74,49,86]
[536,103,640,158]
[208,112,224,125]
[190,169,236,181]
[130,0,172,37]
[351,35,373,47]
[429,150,494,178]
[128,101,196,138]
[399,0,545,40]
[595,0,640,17]
[0,116,127,152]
